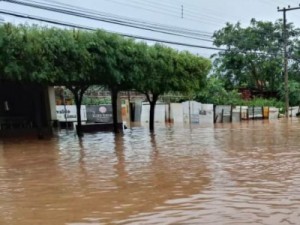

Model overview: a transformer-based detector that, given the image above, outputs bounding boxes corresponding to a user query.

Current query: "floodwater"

[1,120,300,225]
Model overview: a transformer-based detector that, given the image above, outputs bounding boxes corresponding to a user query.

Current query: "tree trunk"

[67,85,89,137]
[146,93,159,132]
[111,87,120,133]
[149,101,156,131]
[74,94,83,137]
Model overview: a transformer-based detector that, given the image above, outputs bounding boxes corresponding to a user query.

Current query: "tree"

[0,24,41,82]
[278,80,300,107]
[89,31,137,133]
[39,28,94,137]
[174,50,211,97]
[0,24,211,135]
[131,44,174,131]
[213,19,300,93]
[0,24,59,138]
[132,44,211,131]
[290,40,300,82]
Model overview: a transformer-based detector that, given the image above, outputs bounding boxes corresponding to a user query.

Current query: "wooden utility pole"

[278,5,300,117]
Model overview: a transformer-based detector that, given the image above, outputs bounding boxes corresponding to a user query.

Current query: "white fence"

[140,101,214,125]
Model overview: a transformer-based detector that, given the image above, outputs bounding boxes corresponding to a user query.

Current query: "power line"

[111,0,223,25]
[135,0,236,23]
[140,0,237,24]
[141,0,234,23]
[1,0,214,41]
[38,0,214,37]
[0,9,224,51]
[39,0,211,37]
[105,0,224,25]
[27,0,214,35]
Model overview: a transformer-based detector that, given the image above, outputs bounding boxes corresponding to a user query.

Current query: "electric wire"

[31,0,214,37]
[128,0,235,23]
[0,9,225,51]
[1,9,288,59]
[0,0,290,56]
[105,0,226,25]
[105,0,224,25]
[2,0,215,40]
[1,0,213,42]
[140,0,241,21]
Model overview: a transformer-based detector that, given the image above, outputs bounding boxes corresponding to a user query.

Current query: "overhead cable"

[0,9,225,51]
[2,0,214,41]
[37,0,213,37]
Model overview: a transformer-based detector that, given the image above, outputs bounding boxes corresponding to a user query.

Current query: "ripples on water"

[1,120,300,225]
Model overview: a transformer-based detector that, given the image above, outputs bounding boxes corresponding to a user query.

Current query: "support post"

[278,5,300,117]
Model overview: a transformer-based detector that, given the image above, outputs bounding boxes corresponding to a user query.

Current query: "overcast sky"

[0,0,300,57]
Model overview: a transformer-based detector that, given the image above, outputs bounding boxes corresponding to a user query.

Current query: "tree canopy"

[0,23,211,133]
[212,19,300,93]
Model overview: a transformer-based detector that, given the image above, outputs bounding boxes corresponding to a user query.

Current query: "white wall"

[140,103,166,123]
[170,103,183,123]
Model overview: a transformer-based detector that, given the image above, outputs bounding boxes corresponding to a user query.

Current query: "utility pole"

[278,5,300,117]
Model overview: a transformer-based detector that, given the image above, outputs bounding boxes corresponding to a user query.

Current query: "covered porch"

[0,82,55,138]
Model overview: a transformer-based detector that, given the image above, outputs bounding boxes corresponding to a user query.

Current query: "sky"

[0,0,299,58]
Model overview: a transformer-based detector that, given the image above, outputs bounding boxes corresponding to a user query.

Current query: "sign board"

[56,105,87,122]
[86,105,113,123]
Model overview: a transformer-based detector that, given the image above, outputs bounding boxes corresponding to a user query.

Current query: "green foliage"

[132,44,174,97]
[278,80,300,106]
[195,76,242,105]
[242,97,284,108]
[0,23,211,94]
[132,43,211,100]
[174,51,211,96]
[40,29,95,84]
[82,97,111,105]
[291,41,300,82]
[213,19,300,92]
[0,24,35,81]
[196,76,284,108]
[0,23,212,132]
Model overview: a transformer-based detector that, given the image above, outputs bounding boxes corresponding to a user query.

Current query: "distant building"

[239,88,279,100]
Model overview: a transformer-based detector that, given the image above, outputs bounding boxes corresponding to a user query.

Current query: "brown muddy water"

[1,120,300,225]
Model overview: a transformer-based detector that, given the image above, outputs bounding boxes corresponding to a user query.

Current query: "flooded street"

[1,120,300,225]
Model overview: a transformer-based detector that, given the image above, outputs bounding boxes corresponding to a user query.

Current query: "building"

[0,82,56,138]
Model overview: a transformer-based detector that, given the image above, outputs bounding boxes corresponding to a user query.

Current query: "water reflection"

[1,120,300,224]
